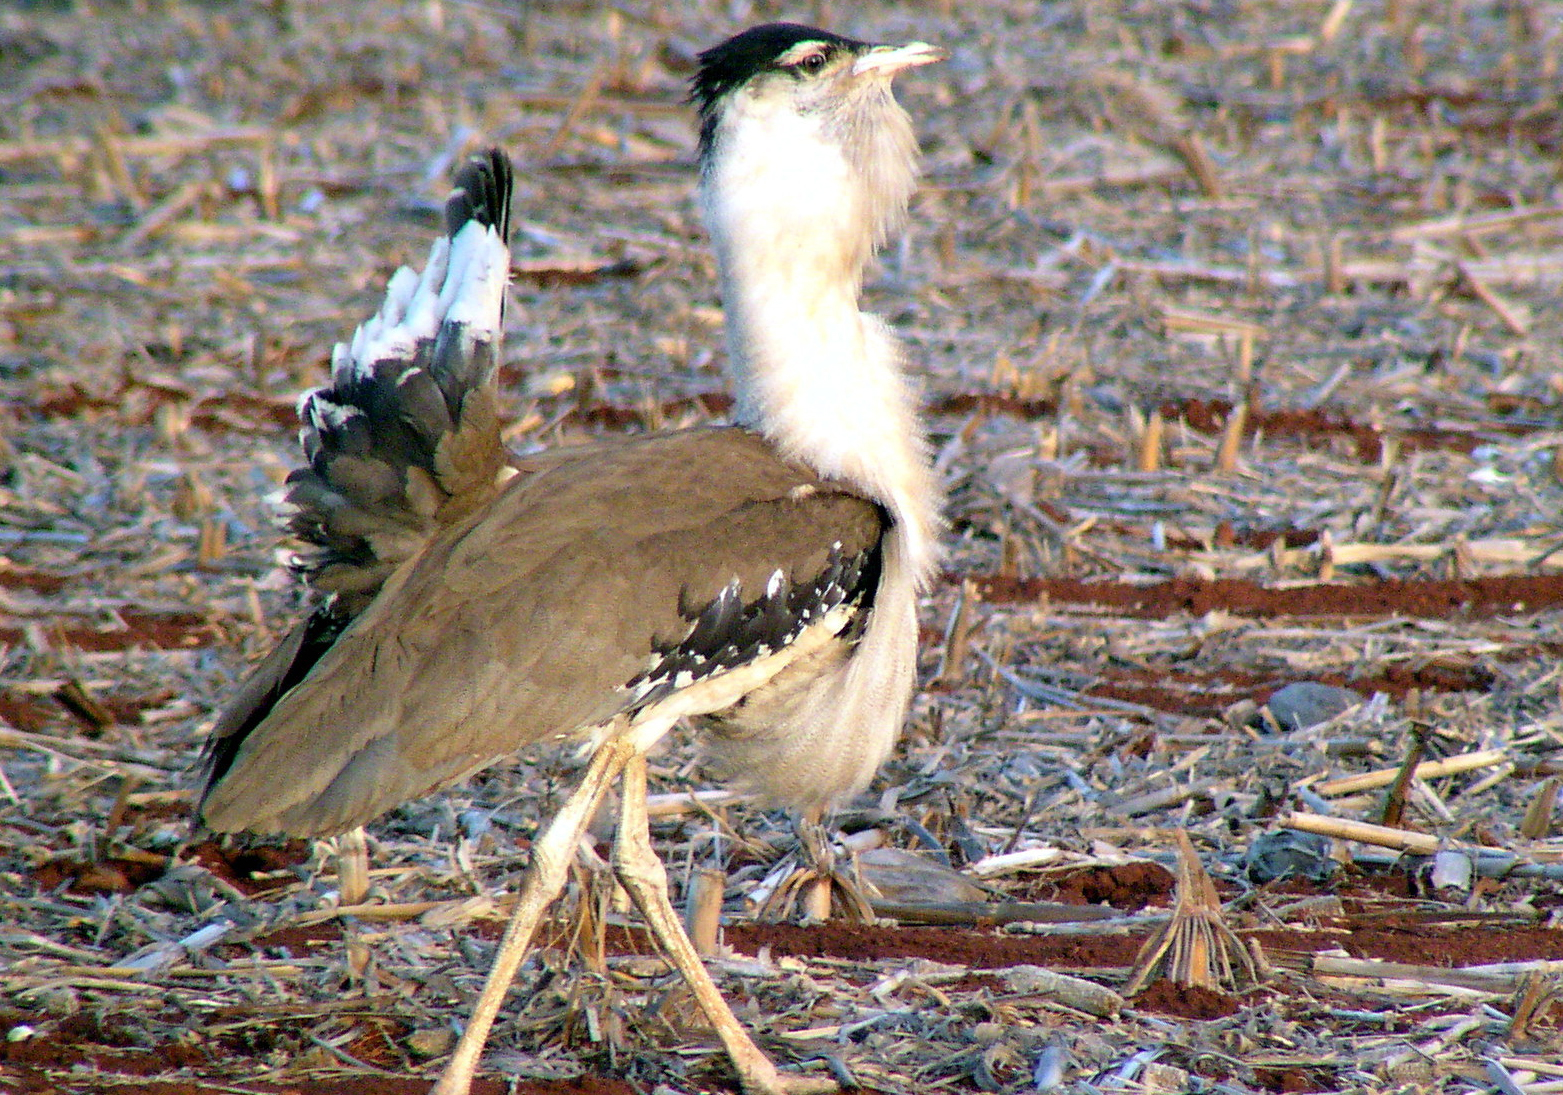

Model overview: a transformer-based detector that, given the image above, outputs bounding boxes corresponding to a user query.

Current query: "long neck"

[701,124,940,584]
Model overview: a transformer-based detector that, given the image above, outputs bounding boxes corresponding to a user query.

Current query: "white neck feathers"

[700,77,939,583]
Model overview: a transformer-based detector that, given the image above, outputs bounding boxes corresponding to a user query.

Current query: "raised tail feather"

[200,149,515,803]
[290,147,514,609]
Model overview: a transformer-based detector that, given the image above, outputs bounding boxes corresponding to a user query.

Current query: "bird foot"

[757,822,876,922]
[759,864,875,922]
[744,1074,838,1095]
[735,1056,838,1095]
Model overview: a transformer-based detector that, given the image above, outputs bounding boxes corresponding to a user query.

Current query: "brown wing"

[201,152,514,796]
[199,427,886,837]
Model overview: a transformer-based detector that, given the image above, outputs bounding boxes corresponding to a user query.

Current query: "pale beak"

[851,41,947,79]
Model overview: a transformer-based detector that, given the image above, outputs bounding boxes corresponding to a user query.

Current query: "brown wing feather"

[199,428,885,837]
[200,152,514,803]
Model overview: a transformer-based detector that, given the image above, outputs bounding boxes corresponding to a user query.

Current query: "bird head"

[692,24,944,277]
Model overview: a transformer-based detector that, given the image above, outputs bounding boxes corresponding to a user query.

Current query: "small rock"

[856,846,987,905]
[1031,1038,1070,1091]
[1421,849,1474,899]
[457,808,492,842]
[1245,830,1334,884]
[972,1021,1004,1045]
[1262,681,1364,731]
[407,1027,456,1058]
[1003,965,1123,1018]
[1142,1062,1193,1094]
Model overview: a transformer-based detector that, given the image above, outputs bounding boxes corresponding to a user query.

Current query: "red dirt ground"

[10,852,1560,1094]
[926,393,1532,464]
[977,573,1563,621]
[1063,661,1496,718]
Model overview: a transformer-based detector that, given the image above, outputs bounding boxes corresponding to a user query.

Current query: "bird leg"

[429,738,631,1095]
[332,825,370,906]
[612,751,837,1095]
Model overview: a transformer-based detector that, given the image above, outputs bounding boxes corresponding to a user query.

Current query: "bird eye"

[796,50,827,74]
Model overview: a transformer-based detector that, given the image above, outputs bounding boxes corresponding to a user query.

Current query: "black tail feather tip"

[445,148,514,241]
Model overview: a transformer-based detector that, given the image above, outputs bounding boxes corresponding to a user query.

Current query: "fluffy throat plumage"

[698,73,919,268]
[697,76,938,582]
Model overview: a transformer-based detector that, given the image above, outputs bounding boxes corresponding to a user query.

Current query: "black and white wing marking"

[627,540,880,710]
